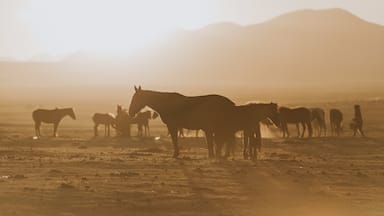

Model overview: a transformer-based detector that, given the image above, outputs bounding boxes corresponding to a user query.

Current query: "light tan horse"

[92,113,116,137]
[32,108,76,137]
[310,108,327,136]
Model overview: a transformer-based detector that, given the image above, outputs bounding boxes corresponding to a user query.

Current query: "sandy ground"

[0,100,384,216]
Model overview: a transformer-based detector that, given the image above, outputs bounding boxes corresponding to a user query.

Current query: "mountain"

[135,8,384,89]
[1,8,384,95]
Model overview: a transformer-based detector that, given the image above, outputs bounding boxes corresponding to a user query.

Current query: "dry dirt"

[0,100,383,216]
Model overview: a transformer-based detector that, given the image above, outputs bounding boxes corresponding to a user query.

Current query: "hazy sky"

[1,0,384,60]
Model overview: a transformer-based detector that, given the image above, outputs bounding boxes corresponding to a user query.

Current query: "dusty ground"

[0,100,383,216]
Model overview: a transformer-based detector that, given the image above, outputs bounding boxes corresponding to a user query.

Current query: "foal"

[32,108,76,137]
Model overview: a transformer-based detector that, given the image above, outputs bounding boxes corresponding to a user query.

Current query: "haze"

[2,0,384,60]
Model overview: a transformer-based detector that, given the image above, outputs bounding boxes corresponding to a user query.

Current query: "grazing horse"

[128,86,236,158]
[240,103,279,160]
[32,108,76,137]
[351,105,364,136]
[310,108,327,136]
[330,109,343,136]
[131,110,158,136]
[279,107,312,138]
[92,113,116,137]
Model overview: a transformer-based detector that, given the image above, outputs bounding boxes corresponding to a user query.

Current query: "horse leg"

[301,122,306,138]
[243,131,249,159]
[107,124,110,137]
[168,126,179,158]
[255,123,261,152]
[215,133,225,159]
[205,131,214,158]
[94,124,98,136]
[308,121,313,137]
[34,121,41,137]
[53,122,59,137]
[285,123,290,138]
[296,123,301,137]
[322,121,327,136]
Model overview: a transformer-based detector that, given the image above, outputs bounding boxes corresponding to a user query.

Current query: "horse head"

[129,85,146,117]
[67,108,76,120]
[267,103,280,127]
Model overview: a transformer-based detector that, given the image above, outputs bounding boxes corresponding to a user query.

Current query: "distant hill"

[1,8,384,94]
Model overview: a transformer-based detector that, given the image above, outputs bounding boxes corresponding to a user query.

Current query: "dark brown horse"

[240,103,279,160]
[32,108,76,137]
[310,108,326,136]
[128,86,236,158]
[278,107,312,138]
[92,113,116,137]
[330,109,343,136]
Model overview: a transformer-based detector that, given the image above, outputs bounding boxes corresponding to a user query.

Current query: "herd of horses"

[32,86,365,160]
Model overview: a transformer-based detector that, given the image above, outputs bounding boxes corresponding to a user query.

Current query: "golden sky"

[1,0,384,60]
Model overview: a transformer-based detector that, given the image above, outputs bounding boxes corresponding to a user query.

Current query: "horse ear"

[134,86,138,92]
[138,86,142,91]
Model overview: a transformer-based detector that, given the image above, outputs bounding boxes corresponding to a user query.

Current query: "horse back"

[279,107,311,123]
[330,109,343,123]
[93,113,116,124]
[32,109,61,123]
[161,94,235,130]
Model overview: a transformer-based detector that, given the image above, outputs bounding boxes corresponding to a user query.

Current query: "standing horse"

[310,108,326,136]
[330,109,343,136]
[128,86,236,158]
[92,113,116,137]
[240,103,279,160]
[131,110,158,136]
[279,107,312,138]
[32,108,76,137]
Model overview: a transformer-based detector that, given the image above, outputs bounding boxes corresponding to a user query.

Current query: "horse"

[128,86,236,158]
[115,105,132,136]
[92,113,116,137]
[130,110,158,136]
[310,108,326,136]
[278,107,312,138]
[351,105,364,136]
[330,109,343,136]
[240,103,279,160]
[32,108,76,137]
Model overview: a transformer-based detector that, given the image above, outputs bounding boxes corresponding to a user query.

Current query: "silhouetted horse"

[115,105,131,136]
[128,86,236,158]
[232,103,279,160]
[92,113,116,137]
[32,108,76,137]
[279,107,312,138]
[310,108,326,136]
[350,105,365,136]
[330,109,343,136]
